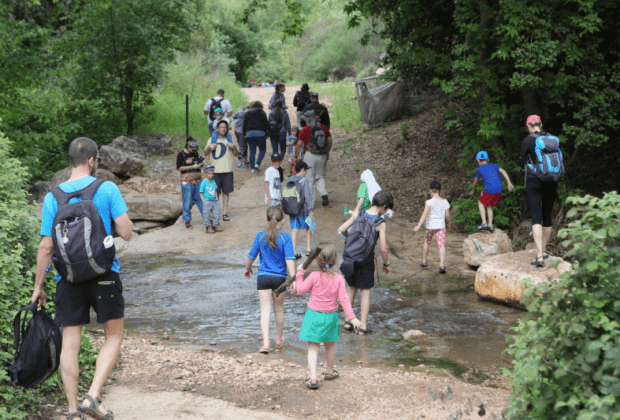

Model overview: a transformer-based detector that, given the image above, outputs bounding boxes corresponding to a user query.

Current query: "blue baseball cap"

[476,151,489,160]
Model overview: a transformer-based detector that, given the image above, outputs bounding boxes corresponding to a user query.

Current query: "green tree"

[505,192,620,419]
[66,0,198,135]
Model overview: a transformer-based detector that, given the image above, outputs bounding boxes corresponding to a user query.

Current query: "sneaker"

[185,221,192,229]
[251,168,256,174]
[322,195,329,206]
[236,162,245,169]
[223,214,230,221]
[477,223,489,230]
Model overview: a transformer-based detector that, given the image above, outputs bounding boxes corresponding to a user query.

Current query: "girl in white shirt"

[413,181,451,273]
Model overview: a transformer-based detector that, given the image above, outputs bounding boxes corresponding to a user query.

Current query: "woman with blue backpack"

[268,100,291,159]
[520,115,564,267]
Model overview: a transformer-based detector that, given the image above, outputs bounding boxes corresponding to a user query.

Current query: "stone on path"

[120,186,182,222]
[463,229,512,267]
[475,250,572,309]
[403,329,427,342]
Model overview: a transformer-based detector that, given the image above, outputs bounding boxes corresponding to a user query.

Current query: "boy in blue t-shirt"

[469,151,514,231]
[199,165,221,233]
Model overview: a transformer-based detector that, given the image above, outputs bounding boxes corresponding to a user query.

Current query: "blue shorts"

[257,275,287,291]
[290,214,309,230]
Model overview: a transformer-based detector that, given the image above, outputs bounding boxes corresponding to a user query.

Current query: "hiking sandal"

[67,412,86,420]
[305,378,320,389]
[543,251,554,259]
[530,257,545,267]
[439,266,446,274]
[323,369,340,380]
[77,394,114,420]
[275,337,284,348]
[344,321,354,331]
[419,262,428,268]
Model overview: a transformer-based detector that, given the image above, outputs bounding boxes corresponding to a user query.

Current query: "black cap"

[270,153,283,162]
[430,180,441,190]
[311,92,319,98]
[295,161,311,172]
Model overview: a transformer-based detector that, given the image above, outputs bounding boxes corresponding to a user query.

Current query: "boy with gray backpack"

[338,190,393,335]
[282,161,314,259]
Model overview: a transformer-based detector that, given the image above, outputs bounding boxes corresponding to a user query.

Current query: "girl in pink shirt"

[293,245,361,389]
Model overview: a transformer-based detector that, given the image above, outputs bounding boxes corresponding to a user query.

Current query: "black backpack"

[268,119,281,140]
[208,97,224,121]
[308,125,328,155]
[295,90,310,109]
[51,179,115,283]
[340,210,384,276]
[8,302,62,389]
[281,177,306,217]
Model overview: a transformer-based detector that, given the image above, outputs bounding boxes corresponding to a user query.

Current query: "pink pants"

[425,228,446,248]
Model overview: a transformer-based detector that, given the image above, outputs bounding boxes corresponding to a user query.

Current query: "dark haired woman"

[269,84,286,110]
[268,100,292,158]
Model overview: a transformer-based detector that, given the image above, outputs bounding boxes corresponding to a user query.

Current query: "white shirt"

[204,97,232,124]
[425,198,450,229]
[264,167,281,204]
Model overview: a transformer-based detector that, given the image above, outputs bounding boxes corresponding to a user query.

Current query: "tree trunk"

[125,87,134,135]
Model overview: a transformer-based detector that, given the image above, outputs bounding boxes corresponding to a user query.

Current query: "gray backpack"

[50,179,115,283]
[340,210,384,276]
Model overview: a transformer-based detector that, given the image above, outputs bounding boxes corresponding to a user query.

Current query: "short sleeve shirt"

[299,124,331,152]
[264,167,281,204]
[41,176,128,279]
[425,198,450,230]
[199,179,218,201]
[475,163,503,194]
[209,139,234,173]
[357,183,371,210]
[204,97,232,123]
[248,230,296,278]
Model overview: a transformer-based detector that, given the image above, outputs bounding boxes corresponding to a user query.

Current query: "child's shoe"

[185,221,192,229]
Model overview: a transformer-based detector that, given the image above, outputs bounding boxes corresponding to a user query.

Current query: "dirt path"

[48,86,511,420]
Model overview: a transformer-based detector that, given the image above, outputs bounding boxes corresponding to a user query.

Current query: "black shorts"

[344,259,375,289]
[54,271,125,326]
[214,172,234,194]
[257,275,287,291]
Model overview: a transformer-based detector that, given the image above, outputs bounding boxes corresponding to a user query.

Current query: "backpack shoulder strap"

[50,178,105,207]
[79,178,106,202]
[13,302,38,353]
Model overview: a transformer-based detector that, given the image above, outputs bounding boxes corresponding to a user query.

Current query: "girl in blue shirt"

[244,207,296,353]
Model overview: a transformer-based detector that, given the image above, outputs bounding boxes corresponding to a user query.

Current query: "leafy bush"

[0,126,98,419]
[316,82,363,132]
[504,191,620,419]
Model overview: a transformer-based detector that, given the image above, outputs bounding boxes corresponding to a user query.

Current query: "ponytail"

[317,244,337,274]
[275,100,282,124]
[266,207,284,249]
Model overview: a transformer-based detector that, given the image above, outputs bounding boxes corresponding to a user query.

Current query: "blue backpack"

[526,132,565,182]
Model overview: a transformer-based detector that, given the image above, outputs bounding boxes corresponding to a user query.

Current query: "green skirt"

[299,308,339,343]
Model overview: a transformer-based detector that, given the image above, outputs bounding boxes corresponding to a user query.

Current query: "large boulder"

[51,167,122,189]
[26,181,52,204]
[119,186,182,222]
[99,145,145,178]
[463,229,513,267]
[330,67,357,82]
[51,167,72,188]
[95,169,123,185]
[475,250,572,309]
[111,134,174,158]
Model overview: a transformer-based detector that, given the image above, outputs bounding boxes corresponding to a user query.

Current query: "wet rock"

[475,250,572,309]
[463,229,512,267]
[99,145,145,178]
[403,329,427,341]
[120,186,182,222]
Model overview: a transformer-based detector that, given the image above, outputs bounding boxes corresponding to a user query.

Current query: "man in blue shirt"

[31,137,133,420]
[469,151,514,231]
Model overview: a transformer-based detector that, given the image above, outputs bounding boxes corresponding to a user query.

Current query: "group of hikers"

[27,74,564,416]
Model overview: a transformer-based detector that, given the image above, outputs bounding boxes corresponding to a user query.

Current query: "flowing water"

[117,250,525,379]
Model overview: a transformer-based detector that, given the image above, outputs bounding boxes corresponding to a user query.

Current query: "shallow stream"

[117,250,525,381]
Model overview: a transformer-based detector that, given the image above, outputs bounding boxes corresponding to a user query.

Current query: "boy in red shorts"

[470,151,514,231]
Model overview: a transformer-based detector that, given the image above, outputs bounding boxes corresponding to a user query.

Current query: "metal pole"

[185,94,189,139]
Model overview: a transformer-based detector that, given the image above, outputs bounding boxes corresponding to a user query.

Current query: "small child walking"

[264,153,284,207]
[294,245,361,389]
[413,181,451,273]
[288,125,302,173]
[284,161,314,259]
[244,207,297,353]
[469,151,514,231]
[199,165,221,233]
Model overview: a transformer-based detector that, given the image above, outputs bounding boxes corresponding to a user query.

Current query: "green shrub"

[504,191,620,419]
[316,82,363,132]
[139,53,247,149]
[0,125,98,419]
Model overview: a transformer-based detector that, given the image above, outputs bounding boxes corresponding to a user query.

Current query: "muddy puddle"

[114,250,525,382]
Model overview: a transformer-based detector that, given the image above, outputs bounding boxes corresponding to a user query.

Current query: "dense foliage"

[505,192,620,419]
[0,127,98,419]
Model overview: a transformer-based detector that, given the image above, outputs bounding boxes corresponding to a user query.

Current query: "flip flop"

[357,328,372,335]
[344,321,353,331]
[77,394,114,420]
[305,378,320,389]
[323,369,340,380]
